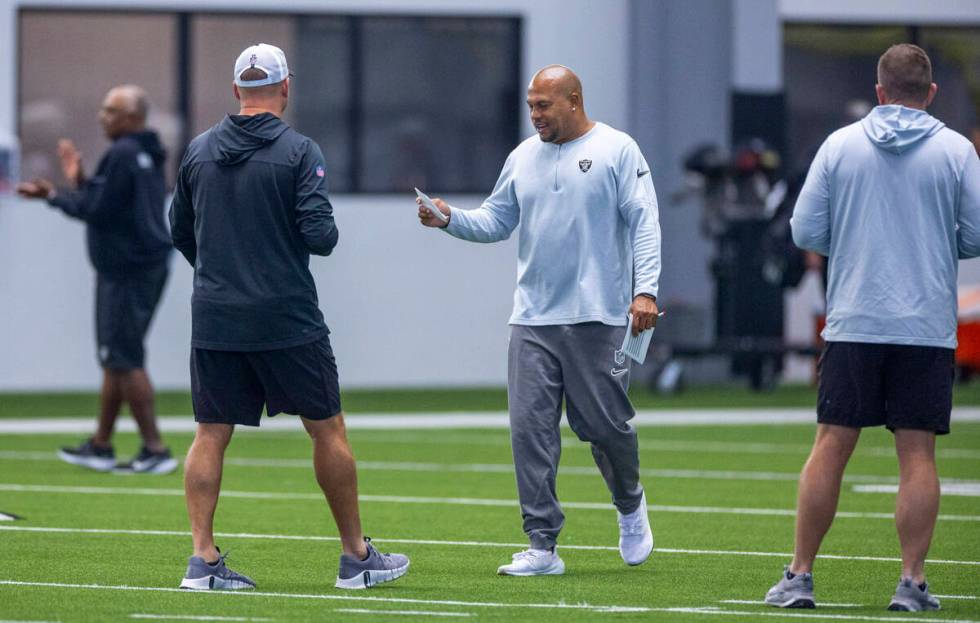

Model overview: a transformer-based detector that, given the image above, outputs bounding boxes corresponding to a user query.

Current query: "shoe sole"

[335,562,409,589]
[179,575,255,590]
[497,561,566,576]
[114,457,179,475]
[57,450,115,472]
[621,536,654,566]
[766,597,816,609]
[888,600,939,612]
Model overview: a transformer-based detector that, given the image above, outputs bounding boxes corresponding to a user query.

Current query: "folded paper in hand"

[617,314,654,365]
[415,187,448,222]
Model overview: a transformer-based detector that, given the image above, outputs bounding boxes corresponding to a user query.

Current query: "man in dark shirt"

[169,43,409,591]
[17,85,176,475]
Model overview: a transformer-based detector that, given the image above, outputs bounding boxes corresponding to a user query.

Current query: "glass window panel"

[190,14,294,137]
[19,11,179,184]
[294,16,353,192]
[357,16,521,193]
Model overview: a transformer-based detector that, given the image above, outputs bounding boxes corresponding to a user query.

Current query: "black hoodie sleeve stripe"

[294,141,338,256]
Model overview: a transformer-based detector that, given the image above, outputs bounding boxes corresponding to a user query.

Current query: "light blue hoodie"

[792,105,980,348]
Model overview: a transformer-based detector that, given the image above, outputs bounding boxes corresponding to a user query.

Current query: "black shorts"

[190,336,342,426]
[817,341,954,435]
[96,263,169,370]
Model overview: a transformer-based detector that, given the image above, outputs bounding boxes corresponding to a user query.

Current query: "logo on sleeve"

[578,159,592,173]
[137,152,153,170]
[315,165,325,178]
[637,169,649,178]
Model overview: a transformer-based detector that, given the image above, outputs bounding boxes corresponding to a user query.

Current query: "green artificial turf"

[0,408,978,622]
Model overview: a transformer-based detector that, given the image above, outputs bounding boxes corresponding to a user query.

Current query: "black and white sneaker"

[57,439,115,472]
[114,446,179,475]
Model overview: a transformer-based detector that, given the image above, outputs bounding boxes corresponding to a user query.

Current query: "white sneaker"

[618,492,653,565]
[496,548,565,576]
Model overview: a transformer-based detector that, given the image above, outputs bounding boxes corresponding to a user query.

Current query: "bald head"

[100,84,149,140]
[527,65,591,144]
[108,85,148,121]
[529,65,583,102]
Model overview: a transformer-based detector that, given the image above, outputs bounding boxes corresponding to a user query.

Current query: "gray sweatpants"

[508,323,643,550]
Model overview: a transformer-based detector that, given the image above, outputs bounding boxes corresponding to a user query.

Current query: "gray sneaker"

[888,578,941,612]
[765,566,815,608]
[179,550,255,590]
[335,538,409,589]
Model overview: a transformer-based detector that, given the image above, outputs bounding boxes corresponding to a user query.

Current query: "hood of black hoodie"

[210,113,289,166]
[125,130,167,166]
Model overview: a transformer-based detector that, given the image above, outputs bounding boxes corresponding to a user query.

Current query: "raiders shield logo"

[579,159,592,173]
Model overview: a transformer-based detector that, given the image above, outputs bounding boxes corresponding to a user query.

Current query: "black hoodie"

[169,113,338,351]
[49,130,171,275]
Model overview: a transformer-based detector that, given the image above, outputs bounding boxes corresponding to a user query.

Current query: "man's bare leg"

[790,424,862,574]
[120,368,166,453]
[302,414,367,559]
[92,369,124,447]
[894,429,939,584]
[184,422,233,561]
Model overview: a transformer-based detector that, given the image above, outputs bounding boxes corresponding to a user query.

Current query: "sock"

[206,558,220,566]
[786,570,796,579]
[918,582,927,592]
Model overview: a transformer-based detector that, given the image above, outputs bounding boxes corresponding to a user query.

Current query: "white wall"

[0,0,630,390]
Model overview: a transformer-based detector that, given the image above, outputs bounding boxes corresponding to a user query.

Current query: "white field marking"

[0,620,61,623]
[3,483,980,522]
[4,424,980,463]
[2,408,979,435]
[660,606,980,623]
[130,616,272,622]
[0,580,652,613]
[720,600,862,608]
[335,609,472,618]
[935,595,980,600]
[854,483,980,497]
[3,525,979,567]
[9,450,978,486]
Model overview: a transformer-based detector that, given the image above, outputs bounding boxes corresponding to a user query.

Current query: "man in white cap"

[170,43,409,591]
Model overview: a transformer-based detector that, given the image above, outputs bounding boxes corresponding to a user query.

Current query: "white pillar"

[733,0,782,93]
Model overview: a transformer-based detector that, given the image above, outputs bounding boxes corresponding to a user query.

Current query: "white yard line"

[853,483,980,497]
[130,615,272,622]
[0,580,651,613]
[334,609,472,618]
[661,607,980,623]
[2,525,978,566]
[1,409,978,435]
[935,595,979,600]
[3,482,979,521]
[719,600,862,608]
[3,450,979,485]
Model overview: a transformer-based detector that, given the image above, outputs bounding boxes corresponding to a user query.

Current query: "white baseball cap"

[233,43,292,87]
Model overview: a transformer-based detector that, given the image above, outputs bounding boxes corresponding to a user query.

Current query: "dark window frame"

[17,7,523,193]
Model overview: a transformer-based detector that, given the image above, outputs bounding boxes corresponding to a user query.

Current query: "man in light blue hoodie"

[765,44,980,612]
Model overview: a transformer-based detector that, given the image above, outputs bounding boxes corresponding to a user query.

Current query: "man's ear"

[281,78,290,99]
[875,84,888,106]
[233,83,242,102]
[924,83,938,108]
